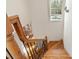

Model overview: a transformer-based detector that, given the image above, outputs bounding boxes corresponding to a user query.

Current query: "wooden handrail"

[9,15,48,59]
[6,15,26,59]
[9,15,28,42]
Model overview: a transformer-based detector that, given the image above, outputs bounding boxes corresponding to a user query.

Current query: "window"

[49,0,63,21]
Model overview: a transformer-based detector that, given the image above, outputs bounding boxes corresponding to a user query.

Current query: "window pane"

[51,9,61,14]
[49,0,63,20]
[50,0,62,14]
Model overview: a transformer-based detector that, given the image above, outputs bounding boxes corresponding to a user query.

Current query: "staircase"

[47,40,64,49]
[42,40,72,59]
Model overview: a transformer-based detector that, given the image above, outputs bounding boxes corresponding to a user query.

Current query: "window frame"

[48,0,64,21]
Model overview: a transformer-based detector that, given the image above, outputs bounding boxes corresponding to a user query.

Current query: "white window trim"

[49,0,64,22]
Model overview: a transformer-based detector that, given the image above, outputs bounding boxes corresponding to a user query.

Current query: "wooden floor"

[47,40,64,49]
[42,40,72,59]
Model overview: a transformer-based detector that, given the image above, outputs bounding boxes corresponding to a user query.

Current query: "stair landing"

[42,40,72,59]
[42,48,71,59]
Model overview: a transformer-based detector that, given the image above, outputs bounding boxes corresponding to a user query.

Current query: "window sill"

[50,15,63,22]
[50,18,63,22]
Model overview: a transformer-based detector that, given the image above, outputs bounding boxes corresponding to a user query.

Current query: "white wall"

[7,0,64,41]
[29,0,64,41]
[64,0,72,56]
[7,0,31,26]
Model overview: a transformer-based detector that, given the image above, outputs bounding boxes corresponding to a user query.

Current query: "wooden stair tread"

[47,41,59,49]
[42,49,71,59]
[42,40,71,59]
[47,40,64,49]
